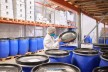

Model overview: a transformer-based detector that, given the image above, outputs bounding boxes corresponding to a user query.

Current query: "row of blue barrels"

[0,37,44,58]
[98,37,108,44]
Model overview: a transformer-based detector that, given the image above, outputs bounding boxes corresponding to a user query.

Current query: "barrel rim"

[16,55,49,65]
[45,49,69,56]
[31,63,81,72]
[0,63,22,72]
[93,44,108,47]
[59,31,77,43]
[100,53,108,61]
[92,66,108,72]
[73,48,98,56]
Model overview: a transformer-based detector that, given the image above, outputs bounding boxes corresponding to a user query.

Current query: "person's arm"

[44,38,60,49]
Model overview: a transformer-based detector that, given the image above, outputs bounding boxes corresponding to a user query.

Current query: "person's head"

[47,27,56,37]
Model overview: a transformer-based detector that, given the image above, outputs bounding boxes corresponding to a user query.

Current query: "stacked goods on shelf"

[13,0,25,20]
[66,11,75,26]
[0,0,13,18]
[51,10,60,25]
[25,0,34,21]
[59,10,67,26]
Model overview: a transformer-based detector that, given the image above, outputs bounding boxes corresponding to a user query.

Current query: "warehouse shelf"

[0,17,76,28]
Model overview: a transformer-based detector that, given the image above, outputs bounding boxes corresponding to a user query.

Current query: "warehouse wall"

[81,14,97,43]
[81,14,105,43]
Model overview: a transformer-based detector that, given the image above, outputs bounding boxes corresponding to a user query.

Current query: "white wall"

[81,14,96,43]
[81,14,105,43]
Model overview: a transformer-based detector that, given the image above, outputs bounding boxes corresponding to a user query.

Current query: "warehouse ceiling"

[51,0,108,24]
[66,0,108,23]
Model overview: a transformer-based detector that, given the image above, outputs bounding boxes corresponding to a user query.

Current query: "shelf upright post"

[104,23,106,44]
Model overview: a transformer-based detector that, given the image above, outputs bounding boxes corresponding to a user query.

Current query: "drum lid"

[16,55,49,65]
[32,63,80,72]
[101,53,108,60]
[73,48,98,55]
[93,66,108,72]
[0,64,22,72]
[45,49,69,56]
[59,31,77,43]
[100,48,108,53]
[93,44,108,47]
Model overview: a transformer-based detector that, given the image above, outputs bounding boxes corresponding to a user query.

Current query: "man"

[44,27,61,50]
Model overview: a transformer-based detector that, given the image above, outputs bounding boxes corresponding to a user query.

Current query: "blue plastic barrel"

[60,46,77,64]
[29,37,38,52]
[18,37,29,55]
[72,48,100,72]
[37,37,44,50]
[9,38,18,56]
[99,53,108,67]
[99,37,104,44]
[45,49,70,63]
[0,38,9,58]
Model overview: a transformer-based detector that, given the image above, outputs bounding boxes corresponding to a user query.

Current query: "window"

[5,0,8,3]
[30,6,31,9]
[20,4,22,7]
[20,14,22,17]
[30,2,31,4]
[20,9,22,12]
[30,16,31,18]
[6,6,8,9]
[30,11,31,14]
[6,12,8,15]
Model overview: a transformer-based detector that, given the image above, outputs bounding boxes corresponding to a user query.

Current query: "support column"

[104,23,106,44]
[96,21,99,43]
[76,12,81,48]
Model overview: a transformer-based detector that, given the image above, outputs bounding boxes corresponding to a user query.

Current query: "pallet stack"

[13,0,25,20]
[25,0,35,21]
[0,0,14,18]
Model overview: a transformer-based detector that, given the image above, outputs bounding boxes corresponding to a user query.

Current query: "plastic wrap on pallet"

[26,13,34,21]
[13,0,25,20]
[0,0,14,18]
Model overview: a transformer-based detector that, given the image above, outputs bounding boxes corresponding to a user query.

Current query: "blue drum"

[9,38,18,56]
[93,66,108,72]
[37,37,44,50]
[60,46,77,64]
[45,49,70,63]
[72,48,100,72]
[0,38,9,58]
[29,37,38,52]
[0,64,22,72]
[16,55,49,72]
[18,37,29,55]
[32,63,81,72]
[99,53,108,67]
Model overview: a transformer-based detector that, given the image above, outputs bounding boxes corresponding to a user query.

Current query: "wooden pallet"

[0,56,16,62]
[37,50,44,53]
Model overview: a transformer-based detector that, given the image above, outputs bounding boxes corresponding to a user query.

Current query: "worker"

[44,27,61,50]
